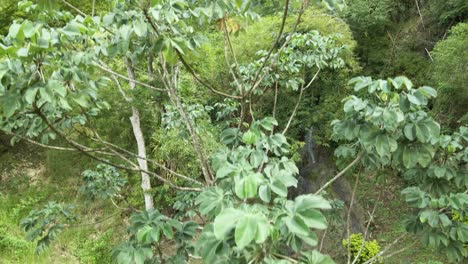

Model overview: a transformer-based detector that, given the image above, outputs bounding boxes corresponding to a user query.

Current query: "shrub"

[0,223,31,257]
[76,230,114,264]
[432,22,468,127]
[343,233,382,264]
[80,164,127,200]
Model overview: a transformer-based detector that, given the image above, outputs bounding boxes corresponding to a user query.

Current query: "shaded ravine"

[290,128,366,234]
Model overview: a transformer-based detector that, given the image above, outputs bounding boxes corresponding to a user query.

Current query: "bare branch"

[0,128,113,155]
[271,82,279,135]
[177,53,242,99]
[249,0,308,94]
[223,24,243,95]
[352,192,381,264]
[223,17,240,78]
[272,253,299,263]
[110,74,131,102]
[94,62,166,92]
[126,58,155,209]
[362,234,409,264]
[315,151,365,195]
[90,129,204,186]
[282,69,320,135]
[378,240,417,261]
[158,58,214,183]
[250,0,290,86]
[34,106,201,192]
[346,172,360,264]
[60,0,86,16]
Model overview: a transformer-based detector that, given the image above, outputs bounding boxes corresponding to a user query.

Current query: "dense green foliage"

[0,0,466,263]
[342,233,381,264]
[432,22,468,127]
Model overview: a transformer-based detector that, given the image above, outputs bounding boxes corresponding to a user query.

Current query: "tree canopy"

[0,0,466,263]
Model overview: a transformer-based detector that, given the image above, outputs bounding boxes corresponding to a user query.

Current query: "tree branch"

[315,151,364,194]
[94,62,166,92]
[352,192,381,264]
[282,68,320,135]
[177,53,242,99]
[60,0,86,16]
[0,128,113,155]
[362,234,409,264]
[33,106,201,192]
[250,0,290,87]
[90,128,203,186]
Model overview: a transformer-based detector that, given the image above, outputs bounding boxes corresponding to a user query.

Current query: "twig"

[159,59,214,183]
[315,151,365,195]
[282,69,320,135]
[352,193,381,264]
[414,0,426,30]
[250,0,290,87]
[94,62,166,92]
[425,48,434,62]
[34,106,202,192]
[110,74,131,102]
[223,25,243,94]
[378,240,417,261]
[248,0,307,96]
[223,17,240,76]
[362,234,408,264]
[271,82,278,135]
[319,228,328,252]
[272,252,299,263]
[90,129,203,186]
[0,128,113,155]
[346,172,360,264]
[60,0,86,16]
[177,53,242,99]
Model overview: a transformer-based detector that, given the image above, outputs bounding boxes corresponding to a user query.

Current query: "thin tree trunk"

[126,59,154,210]
[165,65,213,183]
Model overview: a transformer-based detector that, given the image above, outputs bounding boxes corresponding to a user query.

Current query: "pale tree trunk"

[126,59,154,210]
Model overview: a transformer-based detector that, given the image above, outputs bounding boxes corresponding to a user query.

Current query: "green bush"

[343,233,382,264]
[0,223,31,257]
[432,22,468,127]
[76,230,114,264]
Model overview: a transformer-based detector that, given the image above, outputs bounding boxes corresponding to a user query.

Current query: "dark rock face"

[0,132,11,155]
[289,127,365,234]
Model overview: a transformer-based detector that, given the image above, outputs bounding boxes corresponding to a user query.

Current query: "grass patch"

[0,145,126,263]
[355,173,446,264]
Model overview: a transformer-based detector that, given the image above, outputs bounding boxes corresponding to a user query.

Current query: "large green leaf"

[22,21,36,38]
[418,86,437,98]
[133,22,148,37]
[242,129,260,145]
[196,187,226,216]
[234,215,257,249]
[24,87,39,104]
[213,208,241,239]
[258,185,271,203]
[2,95,20,118]
[270,179,287,197]
[285,216,310,237]
[234,173,260,199]
[298,209,328,230]
[402,187,429,208]
[250,149,266,168]
[48,80,67,98]
[294,195,331,211]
